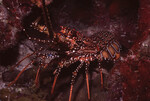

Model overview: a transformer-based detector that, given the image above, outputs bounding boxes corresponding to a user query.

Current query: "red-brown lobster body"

[8,1,121,101]
[28,24,121,100]
[57,26,120,61]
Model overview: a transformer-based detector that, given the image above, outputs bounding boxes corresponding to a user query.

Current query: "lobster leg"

[51,73,59,94]
[34,55,47,86]
[10,46,43,71]
[35,52,58,87]
[35,65,41,86]
[10,52,37,71]
[8,48,44,87]
[51,57,79,94]
[8,60,35,87]
[85,62,90,100]
[69,62,84,101]
[98,61,103,87]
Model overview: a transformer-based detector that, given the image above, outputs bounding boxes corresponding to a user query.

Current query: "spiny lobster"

[8,0,121,101]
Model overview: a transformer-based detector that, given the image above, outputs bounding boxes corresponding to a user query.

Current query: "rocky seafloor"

[0,0,150,101]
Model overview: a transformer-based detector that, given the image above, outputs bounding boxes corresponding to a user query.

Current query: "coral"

[108,59,150,101]
[107,1,150,100]
[0,0,32,50]
[130,0,150,54]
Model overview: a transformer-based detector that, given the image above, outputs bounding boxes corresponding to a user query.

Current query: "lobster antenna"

[42,0,55,39]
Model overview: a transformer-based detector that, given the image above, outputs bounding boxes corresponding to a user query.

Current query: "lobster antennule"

[42,0,54,39]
